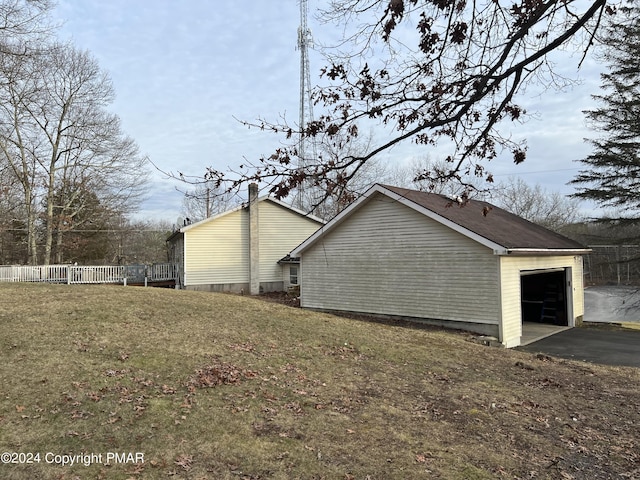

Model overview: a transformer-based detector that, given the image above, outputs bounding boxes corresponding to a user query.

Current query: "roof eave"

[278,255,300,264]
[504,248,592,256]
[292,184,592,258]
[166,229,183,243]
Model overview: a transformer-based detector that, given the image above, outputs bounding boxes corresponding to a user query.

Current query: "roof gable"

[292,184,588,256]
[178,196,324,234]
[381,185,586,251]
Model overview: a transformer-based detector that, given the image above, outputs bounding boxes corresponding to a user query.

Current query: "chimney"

[249,183,260,295]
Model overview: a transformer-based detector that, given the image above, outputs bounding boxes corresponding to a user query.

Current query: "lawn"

[0,283,638,479]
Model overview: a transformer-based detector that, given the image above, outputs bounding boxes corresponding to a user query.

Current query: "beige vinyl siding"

[301,193,500,323]
[258,201,323,283]
[499,255,585,347]
[181,199,322,288]
[184,209,249,285]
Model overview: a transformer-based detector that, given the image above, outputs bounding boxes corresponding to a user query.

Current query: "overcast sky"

[52,1,605,223]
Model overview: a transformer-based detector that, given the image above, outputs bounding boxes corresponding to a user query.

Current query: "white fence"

[0,264,177,285]
[68,266,125,284]
[0,265,69,283]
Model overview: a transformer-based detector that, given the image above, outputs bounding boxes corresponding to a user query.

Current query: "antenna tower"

[296,0,317,209]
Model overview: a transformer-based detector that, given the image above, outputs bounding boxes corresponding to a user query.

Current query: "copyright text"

[1,451,144,466]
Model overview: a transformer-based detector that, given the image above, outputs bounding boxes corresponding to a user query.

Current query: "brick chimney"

[249,183,260,295]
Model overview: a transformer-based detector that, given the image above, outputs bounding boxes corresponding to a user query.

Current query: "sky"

[52,1,605,224]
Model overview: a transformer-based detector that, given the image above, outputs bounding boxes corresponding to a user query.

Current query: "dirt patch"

[255,291,300,307]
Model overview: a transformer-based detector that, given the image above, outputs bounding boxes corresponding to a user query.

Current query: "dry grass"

[0,283,639,479]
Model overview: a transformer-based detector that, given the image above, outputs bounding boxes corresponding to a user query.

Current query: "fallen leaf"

[161,384,176,394]
[174,454,193,471]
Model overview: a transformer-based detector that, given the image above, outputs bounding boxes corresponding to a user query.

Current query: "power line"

[492,167,581,176]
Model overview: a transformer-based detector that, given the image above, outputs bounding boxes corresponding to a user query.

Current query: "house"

[291,184,590,348]
[168,184,324,294]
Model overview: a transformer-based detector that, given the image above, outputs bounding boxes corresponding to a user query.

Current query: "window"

[289,266,298,285]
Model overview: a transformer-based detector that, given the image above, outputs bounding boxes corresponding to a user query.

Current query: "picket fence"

[0,264,176,286]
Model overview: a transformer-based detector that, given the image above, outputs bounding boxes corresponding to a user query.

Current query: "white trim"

[180,204,244,232]
[519,267,565,276]
[182,232,188,286]
[566,267,575,328]
[497,257,505,346]
[507,248,591,255]
[181,196,324,234]
[292,184,508,256]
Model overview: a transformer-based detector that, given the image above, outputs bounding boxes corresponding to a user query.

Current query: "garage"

[293,184,591,347]
[521,269,569,326]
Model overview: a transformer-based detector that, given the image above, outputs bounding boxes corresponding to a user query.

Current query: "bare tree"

[0,3,152,266]
[304,146,492,219]
[0,0,53,57]
[51,122,149,264]
[0,48,43,263]
[24,44,149,264]
[0,158,25,262]
[391,156,495,197]
[181,181,240,222]
[490,176,583,231]
[0,0,56,263]
[0,41,149,264]
[23,44,110,264]
[118,218,173,265]
[305,129,379,218]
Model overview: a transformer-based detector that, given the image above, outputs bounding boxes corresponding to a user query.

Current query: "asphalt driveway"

[518,326,640,368]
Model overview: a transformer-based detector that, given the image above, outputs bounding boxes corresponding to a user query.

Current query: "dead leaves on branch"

[206,0,613,205]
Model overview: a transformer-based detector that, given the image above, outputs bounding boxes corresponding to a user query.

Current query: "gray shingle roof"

[382,185,587,251]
